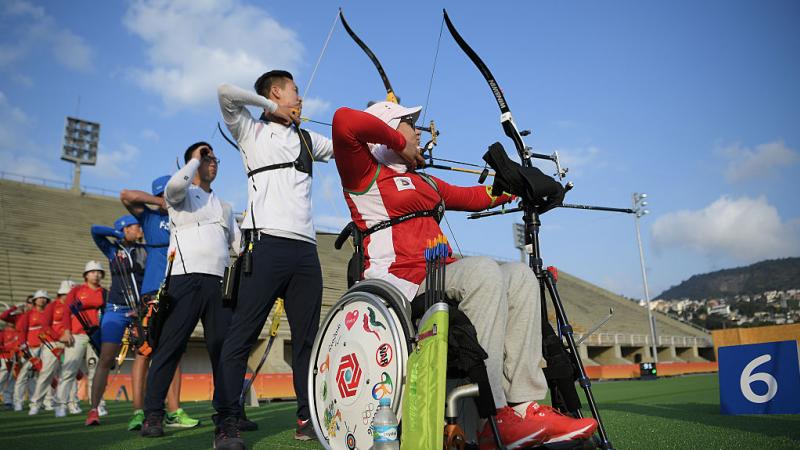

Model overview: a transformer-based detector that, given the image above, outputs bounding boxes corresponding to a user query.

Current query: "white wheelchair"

[308,279,414,450]
[309,277,543,450]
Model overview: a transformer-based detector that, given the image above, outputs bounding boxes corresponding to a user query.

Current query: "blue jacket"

[135,208,170,295]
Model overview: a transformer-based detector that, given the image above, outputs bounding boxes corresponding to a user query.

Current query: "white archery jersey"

[164,159,239,277]
[217,83,333,244]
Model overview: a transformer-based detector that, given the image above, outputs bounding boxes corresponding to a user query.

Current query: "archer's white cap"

[58,280,76,295]
[364,101,422,130]
[32,289,50,300]
[83,260,105,275]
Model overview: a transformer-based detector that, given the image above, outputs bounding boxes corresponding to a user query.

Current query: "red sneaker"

[529,402,597,445]
[85,408,100,426]
[478,402,597,449]
[478,405,542,450]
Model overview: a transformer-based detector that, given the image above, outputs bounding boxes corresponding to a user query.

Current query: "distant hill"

[656,257,800,300]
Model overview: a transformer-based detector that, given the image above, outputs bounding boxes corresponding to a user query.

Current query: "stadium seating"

[0,179,713,377]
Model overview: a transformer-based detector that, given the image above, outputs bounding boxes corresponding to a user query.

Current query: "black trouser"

[144,273,232,416]
[215,235,322,421]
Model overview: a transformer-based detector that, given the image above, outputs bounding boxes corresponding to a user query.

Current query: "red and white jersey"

[331,107,513,301]
[0,325,20,356]
[0,307,22,356]
[65,284,105,334]
[16,308,47,348]
[42,299,71,341]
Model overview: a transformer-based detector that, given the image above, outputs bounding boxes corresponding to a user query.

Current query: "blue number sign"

[718,340,800,415]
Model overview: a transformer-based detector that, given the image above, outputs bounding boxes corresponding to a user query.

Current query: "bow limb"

[217,122,240,151]
[442,9,529,167]
[339,8,399,104]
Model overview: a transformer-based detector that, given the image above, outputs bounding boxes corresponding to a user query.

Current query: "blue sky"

[1,0,798,300]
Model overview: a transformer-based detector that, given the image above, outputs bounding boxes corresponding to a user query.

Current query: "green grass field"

[1,374,798,449]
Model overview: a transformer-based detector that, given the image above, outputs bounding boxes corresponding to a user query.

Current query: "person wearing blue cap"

[120,177,199,430]
[84,215,146,426]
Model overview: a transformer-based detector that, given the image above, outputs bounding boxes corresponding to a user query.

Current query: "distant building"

[709,305,731,316]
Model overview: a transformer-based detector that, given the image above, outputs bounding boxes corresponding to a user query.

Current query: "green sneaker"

[128,409,145,431]
[164,408,200,428]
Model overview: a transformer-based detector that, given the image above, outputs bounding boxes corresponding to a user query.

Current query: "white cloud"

[313,174,350,232]
[4,0,44,18]
[0,91,62,180]
[10,74,34,87]
[320,174,341,205]
[552,120,577,129]
[651,195,800,262]
[0,45,24,67]
[90,143,141,180]
[0,91,34,151]
[555,146,602,177]
[123,0,304,110]
[0,1,94,71]
[718,140,799,183]
[141,129,159,141]
[51,30,94,71]
[0,153,64,181]
[302,97,331,120]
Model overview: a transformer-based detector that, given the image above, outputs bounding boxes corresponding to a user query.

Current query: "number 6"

[740,354,778,403]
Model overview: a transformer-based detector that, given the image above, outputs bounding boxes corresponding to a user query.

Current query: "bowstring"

[420,16,464,258]
[302,11,340,101]
[301,11,353,250]
[421,16,444,125]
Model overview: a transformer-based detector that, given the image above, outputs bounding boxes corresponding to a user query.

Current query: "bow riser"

[501,114,529,166]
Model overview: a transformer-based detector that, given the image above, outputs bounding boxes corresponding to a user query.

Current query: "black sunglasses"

[399,116,417,128]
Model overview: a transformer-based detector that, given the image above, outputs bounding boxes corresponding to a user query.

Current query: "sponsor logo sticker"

[394,177,415,191]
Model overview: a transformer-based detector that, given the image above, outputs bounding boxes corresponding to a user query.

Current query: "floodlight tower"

[61,117,100,192]
[633,192,658,363]
[513,223,526,263]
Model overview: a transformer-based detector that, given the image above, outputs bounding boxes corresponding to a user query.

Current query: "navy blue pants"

[215,235,322,421]
[144,273,232,416]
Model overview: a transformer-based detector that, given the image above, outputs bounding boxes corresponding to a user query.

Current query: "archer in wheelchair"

[307,102,599,450]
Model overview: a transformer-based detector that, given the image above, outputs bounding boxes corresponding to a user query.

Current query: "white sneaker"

[14,402,23,412]
[54,406,67,417]
[68,404,82,415]
[44,403,54,411]
[97,404,108,417]
[28,405,40,416]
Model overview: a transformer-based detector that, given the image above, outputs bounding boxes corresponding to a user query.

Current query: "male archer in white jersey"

[215,71,332,449]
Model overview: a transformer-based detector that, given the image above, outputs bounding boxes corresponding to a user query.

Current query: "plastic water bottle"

[372,397,399,449]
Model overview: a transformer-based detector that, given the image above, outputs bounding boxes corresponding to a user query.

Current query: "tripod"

[467,186,619,450]
[470,201,614,450]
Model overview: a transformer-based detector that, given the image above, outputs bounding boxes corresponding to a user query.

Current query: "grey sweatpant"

[418,256,548,408]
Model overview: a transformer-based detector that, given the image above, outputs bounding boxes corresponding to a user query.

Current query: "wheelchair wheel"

[309,280,413,450]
